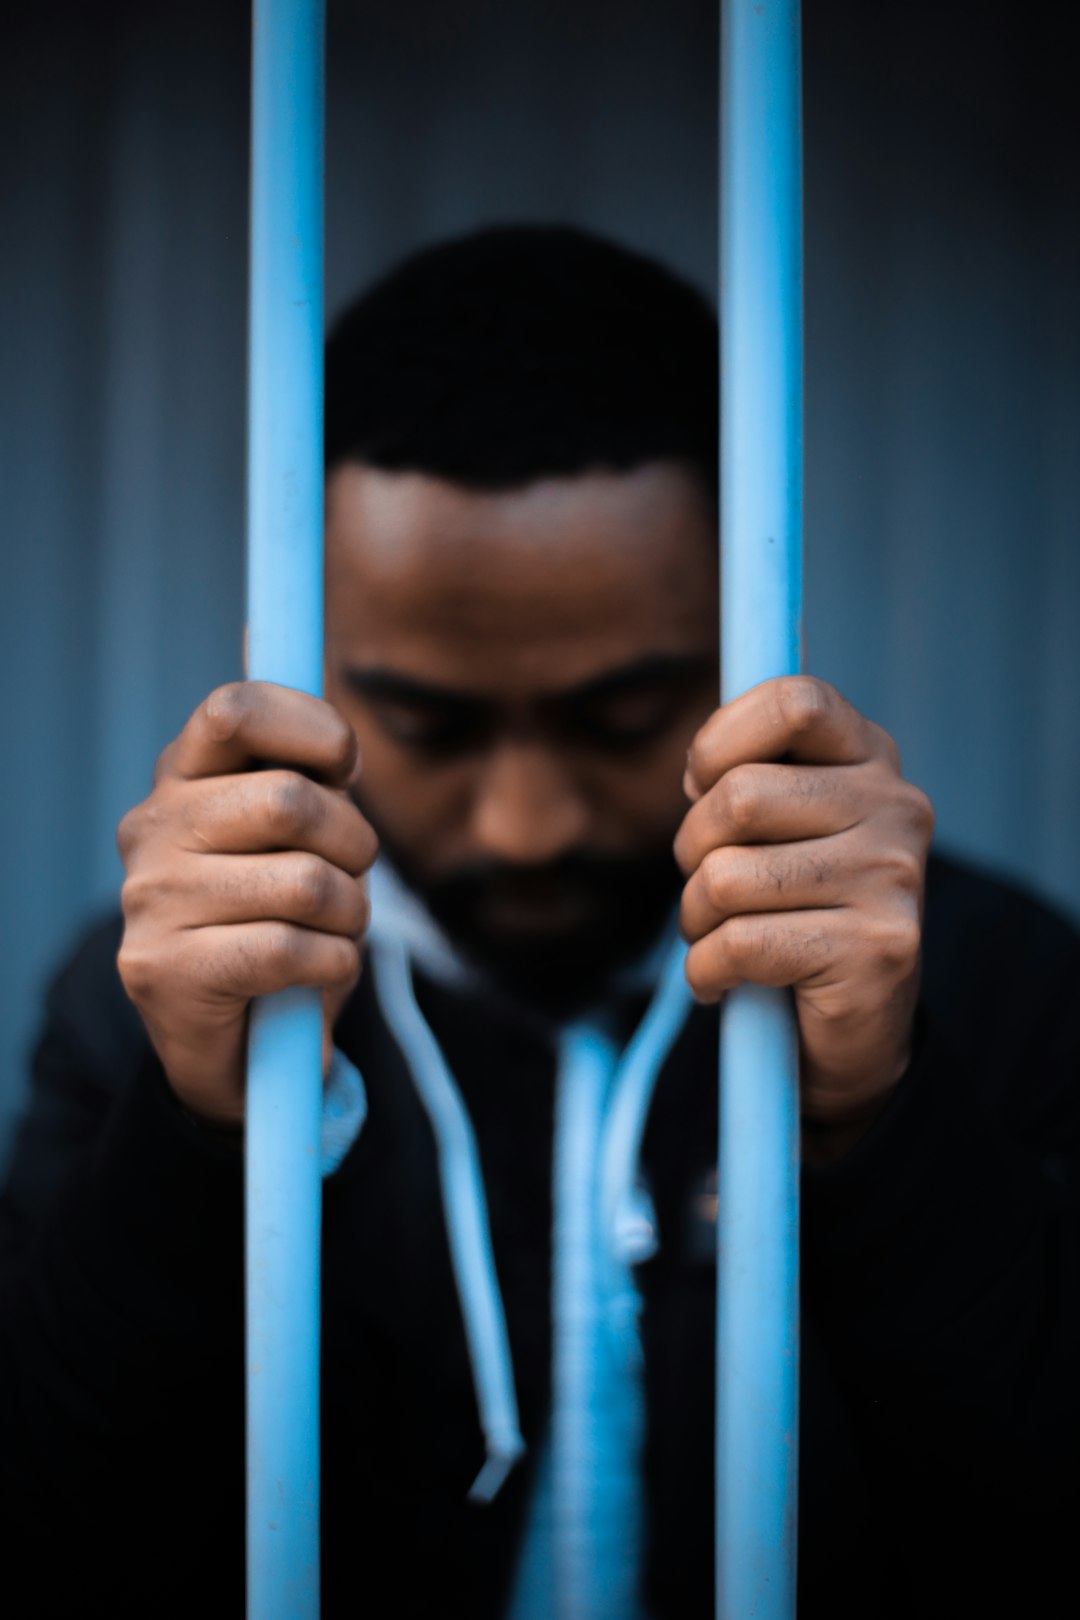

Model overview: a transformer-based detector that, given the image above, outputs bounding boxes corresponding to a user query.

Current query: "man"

[1,225,1078,1619]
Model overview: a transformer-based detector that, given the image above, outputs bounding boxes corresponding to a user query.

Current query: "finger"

[155,682,358,786]
[322,974,362,1079]
[679,838,848,943]
[125,851,369,936]
[143,771,377,873]
[685,676,898,797]
[180,921,361,1001]
[684,908,845,1002]
[323,992,335,1081]
[674,761,870,873]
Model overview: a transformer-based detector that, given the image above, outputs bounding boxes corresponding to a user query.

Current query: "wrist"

[801,1058,909,1168]
[802,1102,887,1167]
[176,1100,245,1146]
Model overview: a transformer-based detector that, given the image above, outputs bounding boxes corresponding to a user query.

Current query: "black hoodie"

[1,850,1078,1618]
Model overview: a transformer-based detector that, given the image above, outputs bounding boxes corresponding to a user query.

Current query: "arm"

[0,922,246,1615]
[0,681,379,1616]
[675,682,1080,1591]
[803,870,1080,1494]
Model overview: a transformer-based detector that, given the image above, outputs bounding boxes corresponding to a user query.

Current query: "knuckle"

[672,819,696,876]
[683,955,706,999]
[905,783,936,840]
[120,870,159,918]
[871,905,921,971]
[327,937,360,987]
[356,815,380,871]
[701,846,737,906]
[116,940,155,1000]
[866,720,902,772]
[289,853,331,919]
[777,676,827,736]
[152,738,181,787]
[325,713,358,777]
[263,773,315,842]
[883,843,924,894]
[349,882,370,935]
[116,804,144,860]
[891,906,922,963]
[342,807,378,874]
[687,733,709,783]
[719,766,758,834]
[202,682,249,744]
[683,943,718,1002]
[118,795,172,860]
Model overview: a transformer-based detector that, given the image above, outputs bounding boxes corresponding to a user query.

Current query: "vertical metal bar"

[716,3,803,1618]
[245,1,325,1616]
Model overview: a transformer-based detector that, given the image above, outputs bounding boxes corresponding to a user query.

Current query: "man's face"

[324,459,719,1016]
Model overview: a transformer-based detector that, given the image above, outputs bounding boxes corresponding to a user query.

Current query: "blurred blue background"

[1,0,1077,1159]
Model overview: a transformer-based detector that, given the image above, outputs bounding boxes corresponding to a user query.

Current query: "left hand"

[674,676,934,1139]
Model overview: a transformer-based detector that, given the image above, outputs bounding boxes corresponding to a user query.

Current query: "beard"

[364,816,682,1020]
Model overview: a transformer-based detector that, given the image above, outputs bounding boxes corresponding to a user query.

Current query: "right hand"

[117,681,379,1125]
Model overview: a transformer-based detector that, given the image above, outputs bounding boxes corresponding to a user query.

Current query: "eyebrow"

[341,652,715,710]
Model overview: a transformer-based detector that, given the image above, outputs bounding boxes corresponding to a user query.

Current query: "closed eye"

[369,698,493,756]
[341,654,715,758]
[568,693,683,749]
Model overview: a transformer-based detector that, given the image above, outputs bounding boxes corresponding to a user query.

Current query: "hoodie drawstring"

[371,938,526,1502]
[372,932,694,1619]
[541,948,693,1620]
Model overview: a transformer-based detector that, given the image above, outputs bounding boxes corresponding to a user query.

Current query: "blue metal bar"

[716,3,803,1618]
[245,1,325,1616]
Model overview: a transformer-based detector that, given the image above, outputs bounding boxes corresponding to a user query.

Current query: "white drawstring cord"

[371,938,526,1502]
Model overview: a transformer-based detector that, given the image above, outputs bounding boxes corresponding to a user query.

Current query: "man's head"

[322,225,720,1015]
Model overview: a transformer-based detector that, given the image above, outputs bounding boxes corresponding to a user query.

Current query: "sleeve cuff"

[179,1046,367,1178]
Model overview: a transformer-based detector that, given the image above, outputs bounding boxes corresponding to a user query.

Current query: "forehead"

[324,461,718,689]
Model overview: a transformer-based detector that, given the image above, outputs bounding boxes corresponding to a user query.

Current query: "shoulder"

[923,849,1080,986]
[921,848,1080,1081]
[1,912,149,1238]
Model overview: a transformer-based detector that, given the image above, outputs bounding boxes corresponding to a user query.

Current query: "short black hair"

[324,224,718,499]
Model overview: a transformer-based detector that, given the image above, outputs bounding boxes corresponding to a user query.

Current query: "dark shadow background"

[1,0,1077,1155]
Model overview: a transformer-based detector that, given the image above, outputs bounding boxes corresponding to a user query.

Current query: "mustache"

[366,826,682,1014]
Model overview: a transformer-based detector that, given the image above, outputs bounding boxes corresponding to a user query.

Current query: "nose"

[469,741,591,865]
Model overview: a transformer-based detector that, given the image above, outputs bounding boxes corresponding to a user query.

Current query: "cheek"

[360,742,474,845]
